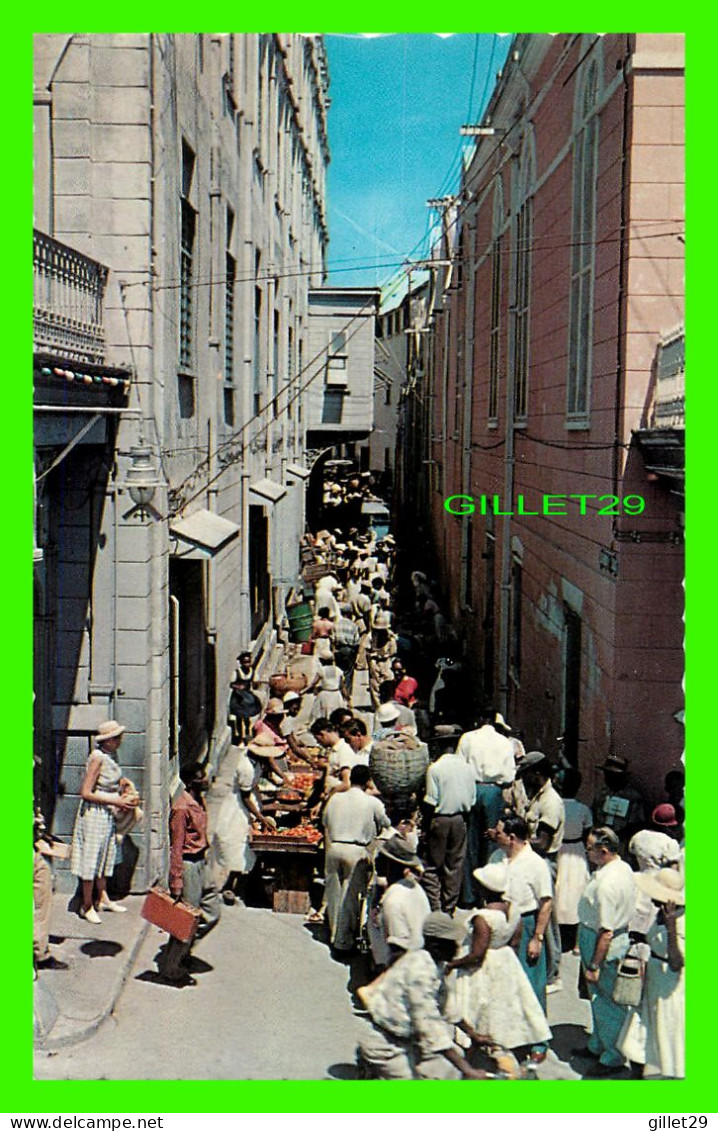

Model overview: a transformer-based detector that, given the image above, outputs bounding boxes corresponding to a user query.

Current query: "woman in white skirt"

[214,748,274,904]
[446,862,552,1061]
[70,720,138,923]
[619,869,685,1078]
[554,768,593,952]
[310,655,349,721]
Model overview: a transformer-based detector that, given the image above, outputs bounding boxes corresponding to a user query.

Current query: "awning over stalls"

[170,508,240,557]
[249,477,287,504]
[286,463,311,480]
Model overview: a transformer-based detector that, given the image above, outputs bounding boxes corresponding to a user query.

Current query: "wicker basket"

[269,671,307,696]
[369,734,430,808]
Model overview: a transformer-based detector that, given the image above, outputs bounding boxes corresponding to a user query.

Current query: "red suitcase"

[141,886,201,943]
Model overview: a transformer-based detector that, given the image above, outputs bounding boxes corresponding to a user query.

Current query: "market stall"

[251,767,325,914]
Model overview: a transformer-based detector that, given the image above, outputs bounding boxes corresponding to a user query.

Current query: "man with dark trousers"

[421,727,476,915]
[157,762,221,987]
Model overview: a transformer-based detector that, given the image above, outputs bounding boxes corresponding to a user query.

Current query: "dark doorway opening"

[169,558,208,769]
[562,607,582,766]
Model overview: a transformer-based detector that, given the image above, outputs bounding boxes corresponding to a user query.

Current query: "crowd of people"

[33,508,685,1082]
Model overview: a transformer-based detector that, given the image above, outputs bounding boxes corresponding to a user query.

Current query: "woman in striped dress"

[70,720,137,923]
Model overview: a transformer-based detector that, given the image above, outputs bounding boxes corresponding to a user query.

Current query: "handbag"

[611,945,645,1008]
[141,886,201,943]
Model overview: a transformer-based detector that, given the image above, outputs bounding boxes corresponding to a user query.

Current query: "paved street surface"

[35,905,375,1081]
[35,902,597,1081]
[35,662,605,1082]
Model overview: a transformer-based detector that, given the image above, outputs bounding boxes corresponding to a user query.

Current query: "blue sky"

[324,33,511,296]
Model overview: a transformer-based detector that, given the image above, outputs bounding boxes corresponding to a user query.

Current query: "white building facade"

[33,33,331,890]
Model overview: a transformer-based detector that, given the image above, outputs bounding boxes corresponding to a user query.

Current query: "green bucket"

[287,601,314,643]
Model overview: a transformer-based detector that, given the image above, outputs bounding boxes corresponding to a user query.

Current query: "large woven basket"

[269,671,308,696]
[369,734,429,808]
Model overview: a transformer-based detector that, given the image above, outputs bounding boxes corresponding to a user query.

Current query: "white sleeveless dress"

[448,906,552,1050]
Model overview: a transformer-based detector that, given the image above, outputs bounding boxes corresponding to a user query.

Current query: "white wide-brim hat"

[96,720,126,742]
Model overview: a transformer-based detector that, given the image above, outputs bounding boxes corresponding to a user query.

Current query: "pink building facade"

[399,34,684,805]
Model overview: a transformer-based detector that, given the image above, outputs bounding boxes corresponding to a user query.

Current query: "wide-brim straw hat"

[247,732,281,757]
[375,702,400,724]
[635,867,685,905]
[265,698,286,715]
[473,861,510,895]
[378,836,424,871]
[423,911,465,944]
[96,720,126,743]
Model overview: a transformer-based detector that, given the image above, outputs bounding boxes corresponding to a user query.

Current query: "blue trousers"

[578,924,629,1067]
[518,909,548,1013]
[462,782,505,902]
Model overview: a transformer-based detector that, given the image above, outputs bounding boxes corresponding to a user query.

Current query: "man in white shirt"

[577,826,636,1075]
[374,836,431,963]
[322,765,390,952]
[519,752,566,992]
[357,912,487,1080]
[421,728,476,914]
[457,710,516,894]
[311,717,361,798]
[342,717,374,763]
[495,814,553,1057]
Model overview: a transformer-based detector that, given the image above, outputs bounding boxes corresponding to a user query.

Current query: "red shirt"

[169,791,209,894]
[393,676,419,706]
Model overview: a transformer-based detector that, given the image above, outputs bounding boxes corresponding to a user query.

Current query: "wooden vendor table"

[249,828,323,914]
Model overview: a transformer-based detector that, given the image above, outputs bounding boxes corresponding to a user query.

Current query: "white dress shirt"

[578,856,635,935]
[525,781,566,853]
[322,787,390,845]
[380,877,432,951]
[424,753,476,815]
[457,725,515,785]
[504,843,553,914]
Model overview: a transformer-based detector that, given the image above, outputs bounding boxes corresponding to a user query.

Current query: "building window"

[253,250,262,417]
[385,380,392,406]
[223,35,237,114]
[249,505,270,637]
[510,556,522,684]
[513,199,531,421]
[272,308,280,416]
[179,140,196,374]
[322,389,345,424]
[489,182,504,421]
[327,328,348,387]
[224,253,236,426]
[567,60,600,425]
[488,239,502,421]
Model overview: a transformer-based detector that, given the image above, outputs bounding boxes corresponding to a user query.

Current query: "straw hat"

[247,732,281,757]
[422,911,465,944]
[265,698,286,715]
[379,836,424,871]
[283,691,301,705]
[373,611,392,629]
[375,703,400,724]
[635,867,685,905]
[95,720,126,743]
[473,861,510,895]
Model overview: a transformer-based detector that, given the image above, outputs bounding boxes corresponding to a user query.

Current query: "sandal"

[305,909,325,923]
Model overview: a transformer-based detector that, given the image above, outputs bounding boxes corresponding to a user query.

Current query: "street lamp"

[125,439,160,520]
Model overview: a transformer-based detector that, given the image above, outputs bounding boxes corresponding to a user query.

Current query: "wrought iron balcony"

[33,230,109,365]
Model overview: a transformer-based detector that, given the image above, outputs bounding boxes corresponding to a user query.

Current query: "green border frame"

[10,12,704,1116]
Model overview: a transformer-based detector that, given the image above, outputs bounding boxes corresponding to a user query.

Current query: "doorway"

[562,607,582,765]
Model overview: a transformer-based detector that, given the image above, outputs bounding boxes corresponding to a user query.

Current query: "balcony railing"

[33,230,109,365]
